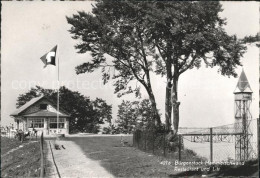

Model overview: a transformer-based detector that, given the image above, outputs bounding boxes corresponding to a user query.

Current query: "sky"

[1,1,259,128]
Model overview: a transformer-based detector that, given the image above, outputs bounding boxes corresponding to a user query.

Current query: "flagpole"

[41,45,60,136]
[57,45,60,135]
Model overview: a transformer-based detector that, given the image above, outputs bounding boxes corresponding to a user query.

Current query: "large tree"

[16,86,112,133]
[143,2,246,131]
[66,1,162,125]
[67,1,246,132]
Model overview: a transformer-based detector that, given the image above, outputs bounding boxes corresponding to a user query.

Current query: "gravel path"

[48,140,114,178]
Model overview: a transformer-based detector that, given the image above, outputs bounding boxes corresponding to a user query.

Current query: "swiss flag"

[40,45,57,68]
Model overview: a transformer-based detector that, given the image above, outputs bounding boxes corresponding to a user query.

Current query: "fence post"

[163,131,166,157]
[133,131,135,147]
[144,130,146,151]
[141,131,143,150]
[152,128,155,154]
[40,132,44,178]
[133,131,136,147]
[210,128,213,162]
[178,135,181,161]
[137,130,140,149]
[257,118,259,166]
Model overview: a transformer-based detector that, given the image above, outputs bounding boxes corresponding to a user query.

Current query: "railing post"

[40,132,44,178]
[141,130,143,149]
[163,131,166,157]
[133,131,135,147]
[137,130,140,149]
[257,118,259,165]
[210,128,213,162]
[178,135,181,161]
[144,130,146,151]
[152,128,155,154]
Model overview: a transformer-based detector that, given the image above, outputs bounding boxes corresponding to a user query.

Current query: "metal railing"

[133,119,259,163]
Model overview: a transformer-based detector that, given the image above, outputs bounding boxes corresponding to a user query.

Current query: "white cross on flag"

[40,45,57,68]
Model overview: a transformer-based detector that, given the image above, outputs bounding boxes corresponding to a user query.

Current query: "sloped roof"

[10,95,70,117]
[10,95,44,116]
[23,110,69,117]
[234,69,253,93]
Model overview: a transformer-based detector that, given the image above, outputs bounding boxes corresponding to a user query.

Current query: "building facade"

[10,96,70,136]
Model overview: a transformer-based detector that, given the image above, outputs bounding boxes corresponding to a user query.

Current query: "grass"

[171,159,259,177]
[63,135,258,177]
[209,159,259,177]
[63,135,201,177]
[1,137,23,155]
[1,136,45,177]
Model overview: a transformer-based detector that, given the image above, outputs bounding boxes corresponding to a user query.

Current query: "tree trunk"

[149,92,161,126]
[144,69,161,126]
[165,63,173,132]
[165,79,172,131]
[171,77,180,133]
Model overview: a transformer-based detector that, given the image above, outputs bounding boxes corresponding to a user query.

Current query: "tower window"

[40,104,47,110]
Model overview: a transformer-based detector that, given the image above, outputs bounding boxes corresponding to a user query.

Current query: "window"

[40,104,47,110]
[28,118,44,128]
[49,118,65,129]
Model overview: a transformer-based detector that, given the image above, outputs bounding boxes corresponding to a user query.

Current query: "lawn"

[65,135,183,177]
[1,136,46,177]
[1,137,23,155]
[64,135,259,177]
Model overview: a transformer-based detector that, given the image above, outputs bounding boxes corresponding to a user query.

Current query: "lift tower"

[234,69,253,161]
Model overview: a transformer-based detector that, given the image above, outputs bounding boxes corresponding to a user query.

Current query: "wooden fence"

[40,132,44,178]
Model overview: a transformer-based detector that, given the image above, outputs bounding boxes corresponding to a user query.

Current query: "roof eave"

[24,115,70,118]
[234,91,253,94]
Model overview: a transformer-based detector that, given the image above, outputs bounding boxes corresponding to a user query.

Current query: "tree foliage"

[16,86,112,133]
[142,1,246,131]
[116,99,157,134]
[116,100,137,134]
[66,0,162,125]
[241,33,260,46]
[67,1,246,132]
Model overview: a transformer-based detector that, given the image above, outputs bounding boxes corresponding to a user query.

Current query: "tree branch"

[178,54,190,70]
[179,53,198,75]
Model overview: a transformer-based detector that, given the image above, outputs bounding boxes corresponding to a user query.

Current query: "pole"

[163,130,166,157]
[137,130,140,149]
[57,45,60,134]
[210,128,213,162]
[133,131,135,147]
[257,118,259,171]
[40,132,44,178]
[152,126,155,154]
[243,101,246,160]
[178,135,181,161]
[144,130,146,151]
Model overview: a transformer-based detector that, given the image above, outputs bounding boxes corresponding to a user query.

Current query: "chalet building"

[10,95,70,136]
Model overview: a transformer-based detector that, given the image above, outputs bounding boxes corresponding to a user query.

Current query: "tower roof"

[234,69,253,93]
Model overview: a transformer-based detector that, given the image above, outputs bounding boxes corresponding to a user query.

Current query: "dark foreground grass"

[209,159,259,177]
[66,135,259,177]
[1,137,23,155]
[171,159,259,177]
[66,135,182,177]
[1,136,46,177]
